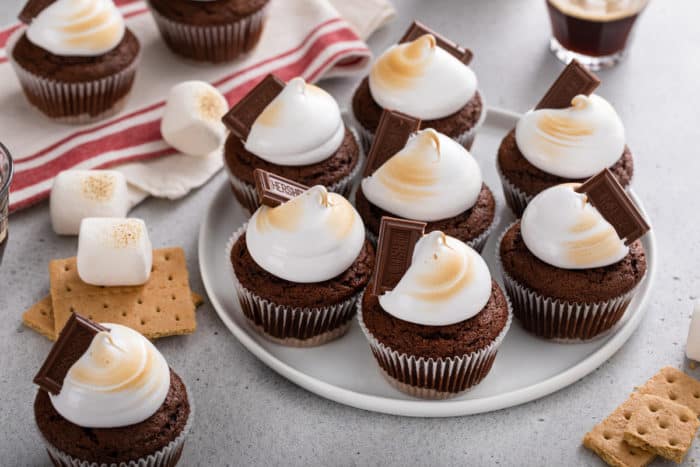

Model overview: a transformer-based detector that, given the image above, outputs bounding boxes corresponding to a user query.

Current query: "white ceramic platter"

[198,108,656,417]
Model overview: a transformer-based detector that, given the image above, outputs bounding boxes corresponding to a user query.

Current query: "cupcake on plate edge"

[355,109,497,252]
[34,314,192,466]
[497,59,634,216]
[10,0,141,123]
[358,217,512,399]
[498,170,650,341]
[228,172,375,346]
[222,74,363,213]
[352,21,485,152]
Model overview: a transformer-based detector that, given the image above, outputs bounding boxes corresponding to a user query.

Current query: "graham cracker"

[637,366,700,415]
[583,394,656,467]
[23,292,204,341]
[49,248,197,339]
[623,394,699,463]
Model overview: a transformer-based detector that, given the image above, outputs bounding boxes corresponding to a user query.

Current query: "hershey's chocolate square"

[33,313,107,394]
[576,169,650,245]
[399,21,473,64]
[18,0,55,23]
[372,216,426,295]
[363,110,421,177]
[535,59,600,110]
[254,169,308,207]
[222,74,285,141]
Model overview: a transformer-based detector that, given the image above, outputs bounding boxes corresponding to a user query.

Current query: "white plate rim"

[198,107,657,417]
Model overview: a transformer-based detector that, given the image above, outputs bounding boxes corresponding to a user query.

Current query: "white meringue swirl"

[368,34,478,120]
[246,186,365,283]
[379,231,492,326]
[245,78,344,166]
[49,324,170,428]
[515,94,625,178]
[521,183,629,269]
[27,0,126,56]
[361,129,482,221]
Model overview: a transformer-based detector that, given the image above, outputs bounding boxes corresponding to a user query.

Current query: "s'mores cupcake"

[497,60,634,216]
[228,181,375,346]
[352,22,485,151]
[498,171,649,341]
[355,111,496,252]
[359,219,511,399]
[223,75,363,213]
[10,0,141,123]
[33,314,192,466]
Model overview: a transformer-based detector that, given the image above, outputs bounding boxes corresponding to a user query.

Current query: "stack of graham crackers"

[23,247,199,340]
[584,367,700,466]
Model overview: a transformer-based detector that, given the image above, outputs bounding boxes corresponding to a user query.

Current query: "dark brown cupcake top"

[361,281,509,359]
[35,370,190,464]
[148,0,269,25]
[500,222,647,303]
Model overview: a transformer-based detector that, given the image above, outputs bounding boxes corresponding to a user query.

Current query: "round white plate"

[198,108,656,417]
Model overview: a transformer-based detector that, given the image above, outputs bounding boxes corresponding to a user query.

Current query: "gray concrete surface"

[0,0,697,465]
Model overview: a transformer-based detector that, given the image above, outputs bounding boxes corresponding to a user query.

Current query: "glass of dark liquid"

[546,0,649,70]
[0,143,13,266]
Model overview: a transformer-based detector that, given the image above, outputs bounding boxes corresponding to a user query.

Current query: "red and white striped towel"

[0,0,395,213]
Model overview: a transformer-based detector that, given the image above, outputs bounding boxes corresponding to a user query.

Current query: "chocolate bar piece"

[576,169,650,245]
[535,59,600,110]
[254,169,309,207]
[372,216,426,295]
[363,110,421,177]
[33,313,107,394]
[399,21,473,64]
[222,74,285,141]
[18,0,55,23]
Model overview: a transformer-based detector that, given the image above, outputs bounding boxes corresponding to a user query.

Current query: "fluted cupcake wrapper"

[8,29,140,124]
[148,4,267,63]
[357,292,512,399]
[496,162,532,218]
[495,222,642,342]
[41,383,194,467]
[226,225,363,347]
[353,100,487,154]
[363,197,500,255]
[226,127,365,214]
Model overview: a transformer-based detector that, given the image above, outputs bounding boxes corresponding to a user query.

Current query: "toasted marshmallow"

[50,170,129,236]
[686,302,700,361]
[161,81,228,157]
[77,218,153,286]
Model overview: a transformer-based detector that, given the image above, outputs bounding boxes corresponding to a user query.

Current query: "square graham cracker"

[636,366,700,416]
[583,395,656,467]
[23,292,203,341]
[622,394,699,463]
[49,248,197,339]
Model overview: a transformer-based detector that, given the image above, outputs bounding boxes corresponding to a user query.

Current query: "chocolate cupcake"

[498,178,649,341]
[147,0,268,63]
[351,22,485,152]
[228,185,375,346]
[10,0,140,123]
[359,228,511,399]
[33,315,192,466]
[356,123,496,252]
[223,75,363,213]
[497,62,633,216]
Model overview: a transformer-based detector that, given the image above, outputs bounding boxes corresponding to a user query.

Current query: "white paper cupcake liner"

[148,4,267,63]
[41,380,193,467]
[496,162,532,218]
[226,127,365,213]
[226,225,364,347]
[495,222,642,342]
[7,28,140,125]
[357,291,512,399]
[353,95,488,154]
